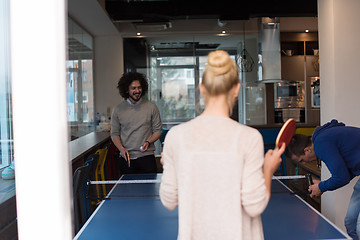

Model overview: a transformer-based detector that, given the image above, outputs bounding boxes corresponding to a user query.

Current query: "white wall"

[318,0,360,232]
[11,0,73,238]
[68,0,124,119]
[94,36,124,118]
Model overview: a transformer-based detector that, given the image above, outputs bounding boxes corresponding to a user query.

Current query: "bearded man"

[111,72,162,174]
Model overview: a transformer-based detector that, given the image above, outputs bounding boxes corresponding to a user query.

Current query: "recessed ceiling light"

[136,32,141,36]
[222,30,226,34]
[305,29,309,33]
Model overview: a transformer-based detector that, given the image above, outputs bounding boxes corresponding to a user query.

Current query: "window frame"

[0,0,14,169]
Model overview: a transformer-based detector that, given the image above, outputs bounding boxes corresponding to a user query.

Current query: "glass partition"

[124,29,267,131]
[146,35,238,127]
[67,17,95,139]
[124,25,268,154]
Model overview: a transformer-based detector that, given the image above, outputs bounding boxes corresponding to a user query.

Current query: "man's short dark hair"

[285,134,312,159]
[117,72,149,99]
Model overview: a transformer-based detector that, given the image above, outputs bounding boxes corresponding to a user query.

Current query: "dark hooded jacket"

[313,119,360,192]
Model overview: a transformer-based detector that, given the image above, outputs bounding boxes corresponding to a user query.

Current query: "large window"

[67,18,95,139]
[146,39,259,129]
[0,0,13,169]
[123,25,267,131]
[150,55,217,128]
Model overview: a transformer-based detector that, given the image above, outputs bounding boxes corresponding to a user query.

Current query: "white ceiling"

[67,0,119,36]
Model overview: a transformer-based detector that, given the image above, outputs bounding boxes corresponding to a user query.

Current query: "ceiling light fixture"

[136,32,141,36]
[217,19,227,28]
[305,29,309,33]
[238,21,254,72]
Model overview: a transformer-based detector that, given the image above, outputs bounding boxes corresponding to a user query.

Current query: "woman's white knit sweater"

[160,115,269,240]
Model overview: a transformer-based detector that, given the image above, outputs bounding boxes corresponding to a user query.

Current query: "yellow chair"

[95,147,109,200]
[295,127,315,136]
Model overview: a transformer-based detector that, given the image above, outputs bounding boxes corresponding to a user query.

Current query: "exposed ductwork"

[258,17,283,83]
[133,22,172,31]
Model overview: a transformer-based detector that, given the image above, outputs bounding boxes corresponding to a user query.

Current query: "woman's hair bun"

[201,50,240,115]
[207,50,234,76]
[202,50,239,98]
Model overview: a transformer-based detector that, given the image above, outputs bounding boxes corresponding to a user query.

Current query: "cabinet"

[280,32,320,125]
[281,55,305,82]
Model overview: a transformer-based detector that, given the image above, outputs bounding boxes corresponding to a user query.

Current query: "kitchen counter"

[69,131,110,162]
[300,160,321,177]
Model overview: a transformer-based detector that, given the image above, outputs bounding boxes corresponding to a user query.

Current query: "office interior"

[1,0,360,239]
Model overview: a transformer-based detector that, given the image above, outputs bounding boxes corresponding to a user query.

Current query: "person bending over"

[285,119,360,240]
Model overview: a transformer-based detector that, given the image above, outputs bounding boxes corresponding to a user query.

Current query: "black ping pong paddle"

[305,173,313,186]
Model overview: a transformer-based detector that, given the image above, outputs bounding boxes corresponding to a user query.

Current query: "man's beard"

[129,93,142,103]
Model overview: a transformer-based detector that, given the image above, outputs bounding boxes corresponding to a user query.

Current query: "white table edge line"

[73,198,108,240]
[293,194,351,239]
[73,177,125,239]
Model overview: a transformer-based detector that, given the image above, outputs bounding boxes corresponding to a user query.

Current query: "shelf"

[281,41,319,56]
[281,41,304,56]
[280,32,319,57]
[305,41,319,55]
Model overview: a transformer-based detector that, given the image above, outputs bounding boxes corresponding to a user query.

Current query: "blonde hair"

[202,50,239,112]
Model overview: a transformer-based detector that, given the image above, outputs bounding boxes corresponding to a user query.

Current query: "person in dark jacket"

[285,119,360,240]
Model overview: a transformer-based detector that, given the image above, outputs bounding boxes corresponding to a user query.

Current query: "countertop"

[69,131,111,162]
[300,161,321,177]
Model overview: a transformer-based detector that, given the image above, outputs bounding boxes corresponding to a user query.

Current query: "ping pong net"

[87,174,163,199]
[89,175,310,184]
[90,179,161,184]
[88,174,315,198]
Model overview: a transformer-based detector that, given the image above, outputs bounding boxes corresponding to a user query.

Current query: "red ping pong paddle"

[275,118,296,149]
[126,152,130,167]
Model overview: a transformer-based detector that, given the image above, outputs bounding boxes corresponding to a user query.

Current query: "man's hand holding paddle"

[118,146,130,167]
[309,179,323,198]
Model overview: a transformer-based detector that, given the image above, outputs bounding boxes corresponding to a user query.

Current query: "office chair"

[73,163,90,233]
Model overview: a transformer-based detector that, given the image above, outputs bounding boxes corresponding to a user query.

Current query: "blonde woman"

[160,50,285,240]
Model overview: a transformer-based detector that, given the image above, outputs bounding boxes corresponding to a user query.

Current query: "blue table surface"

[74,174,350,240]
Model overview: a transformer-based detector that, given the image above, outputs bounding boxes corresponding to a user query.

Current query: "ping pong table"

[74,173,350,240]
